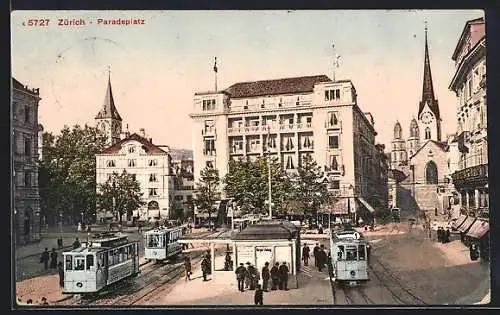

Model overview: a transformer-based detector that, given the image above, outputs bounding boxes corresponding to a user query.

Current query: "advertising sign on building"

[255,246,274,271]
[237,246,255,266]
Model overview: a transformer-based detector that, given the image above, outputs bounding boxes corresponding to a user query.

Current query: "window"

[107,160,116,167]
[149,188,158,196]
[128,159,136,167]
[24,106,30,123]
[107,174,113,181]
[345,246,358,261]
[329,135,339,149]
[358,245,366,260]
[86,255,94,270]
[329,155,339,171]
[330,180,340,189]
[206,161,214,168]
[108,252,114,265]
[24,172,30,187]
[296,97,300,105]
[285,138,294,150]
[202,99,216,111]
[285,156,295,169]
[336,89,340,99]
[328,112,339,126]
[65,255,73,270]
[149,174,158,182]
[279,98,282,107]
[306,116,312,124]
[147,235,160,248]
[204,138,216,155]
[149,159,157,167]
[175,195,184,201]
[24,138,31,155]
[325,89,341,101]
[128,146,135,153]
[75,256,85,270]
[425,127,431,140]
[261,100,265,108]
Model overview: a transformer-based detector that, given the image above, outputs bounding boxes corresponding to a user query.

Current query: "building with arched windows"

[388,24,457,217]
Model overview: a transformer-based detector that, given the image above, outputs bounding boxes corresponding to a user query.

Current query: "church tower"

[407,118,420,158]
[95,68,123,146]
[417,23,442,142]
[390,121,408,169]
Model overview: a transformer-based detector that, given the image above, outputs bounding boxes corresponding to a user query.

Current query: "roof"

[232,221,299,240]
[12,77,40,95]
[452,17,485,61]
[419,26,440,120]
[409,139,449,160]
[224,75,333,98]
[12,78,24,89]
[95,75,122,121]
[99,133,168,154]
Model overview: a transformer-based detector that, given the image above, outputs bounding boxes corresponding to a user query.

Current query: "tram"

[143,226,183,262]
[62,232,140,294]
[329,227,370,285]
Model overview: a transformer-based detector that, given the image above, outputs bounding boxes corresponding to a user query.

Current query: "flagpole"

[332,44,336,82]
[214,57,218,92]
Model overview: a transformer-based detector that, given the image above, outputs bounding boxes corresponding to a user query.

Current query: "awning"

[452,214,468,229]
[457,216,476,233]
[357,197,376,213]
[466,220,489,239]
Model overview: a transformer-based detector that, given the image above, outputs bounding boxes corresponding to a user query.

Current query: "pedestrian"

[318,245,327,272]
[261,262,271,292]
[278,262,289,290]
[72,237,80,250]
[247,263,257,290]
[57,236,63,249]
[366,243,372,263]
[302,243,310,266]
[201,256,210,281]
[445,228,451,244]
[137,223,142,234]
[40,297,49,306]
[58,261,64,288]
[40,248,49,270]
[435,207,438,217]
[440,227,446,243]
[205,251,212,275]
[254,284,264,305]
[437,227,443,243]
[184,256,192,281]
[26,299,33,305]
[235,263,248,292]
[313,243,320,268]
[270,262,279,290]
[50,248,58,269]
[224,252,232,271]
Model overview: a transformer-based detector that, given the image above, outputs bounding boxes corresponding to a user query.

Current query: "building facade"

[12,78,42,245]
[190,74,387,217]
[95,72,123,147]
[449,17,488,218]
[95,133,175,221]
[170,149,195,221]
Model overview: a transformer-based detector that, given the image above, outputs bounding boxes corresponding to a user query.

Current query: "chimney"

[139,128,146,138]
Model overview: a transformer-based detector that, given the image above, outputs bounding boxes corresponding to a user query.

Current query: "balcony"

[325,121,342,130]
[201,127,216,137]
[203,150,217,157]
[324,165,345,176]
[228,123,311,135]
[451,164,488,189]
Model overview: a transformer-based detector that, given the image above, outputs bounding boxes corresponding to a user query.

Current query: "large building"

[170,149,195,221]
[389,25,456,217]
[190,74,387,218]
[12,78,42,245]
[449,17,488,218]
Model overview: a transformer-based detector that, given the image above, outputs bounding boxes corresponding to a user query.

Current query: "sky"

[11,10,484,150]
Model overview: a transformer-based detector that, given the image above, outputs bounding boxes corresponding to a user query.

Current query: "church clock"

[421,112,434,124]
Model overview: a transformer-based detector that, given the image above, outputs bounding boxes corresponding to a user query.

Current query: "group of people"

[437,227,451,243]
[234,261,290,305]
[302,243,328,272]
[40,248,59,270]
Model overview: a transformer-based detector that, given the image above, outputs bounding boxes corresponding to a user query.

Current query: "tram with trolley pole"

[143,225,183,262]
[62,232,140,295]
[329,227,370,286]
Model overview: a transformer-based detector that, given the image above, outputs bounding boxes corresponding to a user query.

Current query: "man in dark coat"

[72,238,80,250]
[278,262,289,290]
[40,248,49,270]
[302,244,310,266]
[235,263,248,292]
[247,263,257,290]
[50,248,58,269]
[254,284,264,305]
[57,236,63,249]
[313,243,320,268]
[261,262,271,291]
[445,228,451,243]
[437,227,442,243]
[318,245,327,272]
[201,256,210,281]
[270,262,279,290]
[57,261,64,288]
[225,252,232,271]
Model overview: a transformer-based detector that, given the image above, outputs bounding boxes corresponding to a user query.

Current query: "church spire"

[418,21,440,120]
[95,66,122,121]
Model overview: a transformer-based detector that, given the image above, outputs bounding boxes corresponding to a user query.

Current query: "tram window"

[97,254,103,269]
[108,252,114,265]
[358,245,366,260]
[75,257,85,270]
[148,235,160,247]
[86,255,94,270]
[65,255,73,270]
[337,245,345,260]
[119,248,125,263]
[345,246,358,261]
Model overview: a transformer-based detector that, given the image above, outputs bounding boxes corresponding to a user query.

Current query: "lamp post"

[81,212,84,226]
[59,212,63,234]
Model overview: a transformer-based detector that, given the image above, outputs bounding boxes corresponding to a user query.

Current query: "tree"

[289,155,328,218]
[223,157,291,217]
[38,124,108,224]
[96,170,146,223]
[193,166,220,229]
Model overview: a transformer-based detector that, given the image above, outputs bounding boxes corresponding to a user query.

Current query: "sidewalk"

[144,253,333,305]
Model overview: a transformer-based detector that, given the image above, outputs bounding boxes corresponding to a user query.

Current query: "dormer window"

[128,146,135,154]
[202,99,216,111]
[107,160,116,167]
[149,159,158,167]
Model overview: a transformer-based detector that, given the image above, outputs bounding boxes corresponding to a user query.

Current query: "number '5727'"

[27,19,50,26]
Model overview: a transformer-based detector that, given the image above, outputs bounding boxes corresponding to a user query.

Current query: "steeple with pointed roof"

[95,67,123,146]
[418,23,440,120]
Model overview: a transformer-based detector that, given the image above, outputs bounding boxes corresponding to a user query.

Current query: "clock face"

[421,112,434,125]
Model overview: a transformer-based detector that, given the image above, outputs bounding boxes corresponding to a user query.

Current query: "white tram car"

[330,228,370,285]
[143,226,183,262]
[62,232,140,294]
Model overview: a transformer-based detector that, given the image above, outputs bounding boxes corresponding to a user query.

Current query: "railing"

[201,128,216,136]
[228,123,313,134]
[203,150,216,156]
[325,121,342,129]
[452,163,488,182]
[458,152,488,170]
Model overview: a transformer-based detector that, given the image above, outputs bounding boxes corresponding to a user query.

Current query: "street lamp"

[59,212,63,234]
[81,212,84,225]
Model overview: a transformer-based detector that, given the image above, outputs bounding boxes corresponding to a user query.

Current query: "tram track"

[368,255,427,305]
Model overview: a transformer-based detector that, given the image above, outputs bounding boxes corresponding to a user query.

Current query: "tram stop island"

[178,220,301,288]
